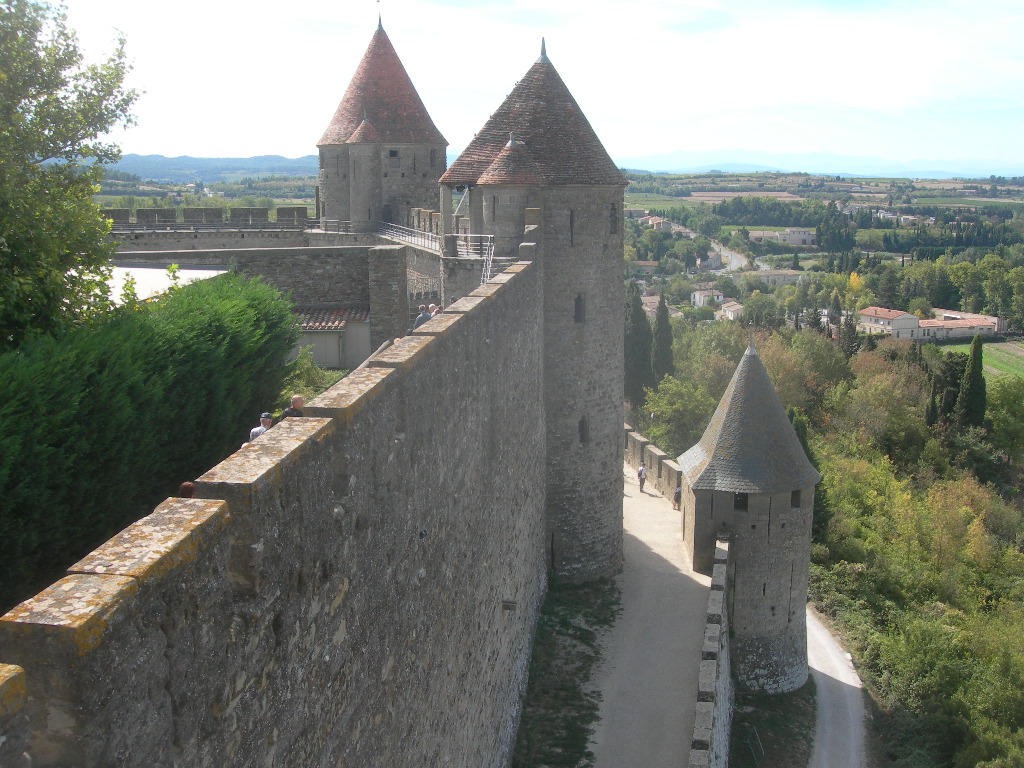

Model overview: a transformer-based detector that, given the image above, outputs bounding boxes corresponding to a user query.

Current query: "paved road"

[589,465,711,768]
[807,607,866,768]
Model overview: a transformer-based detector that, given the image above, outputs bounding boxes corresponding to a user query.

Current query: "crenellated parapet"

[0,262,549,768]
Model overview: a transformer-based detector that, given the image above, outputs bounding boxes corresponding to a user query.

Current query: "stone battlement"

[0,261,553,767]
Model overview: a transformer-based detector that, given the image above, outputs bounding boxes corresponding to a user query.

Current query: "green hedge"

[0,272,299,611]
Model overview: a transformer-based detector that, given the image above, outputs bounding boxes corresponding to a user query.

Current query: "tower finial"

[537,37,549,64]
[748,321,756,350]
[378,12,383,30]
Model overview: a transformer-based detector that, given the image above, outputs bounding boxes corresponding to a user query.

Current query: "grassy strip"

[512,577,621,768]
[943,342,1024,379]
[729,677,816,768]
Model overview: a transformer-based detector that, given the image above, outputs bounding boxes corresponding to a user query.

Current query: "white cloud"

[62,0,1024,168]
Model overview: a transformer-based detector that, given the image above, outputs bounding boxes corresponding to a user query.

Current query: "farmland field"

[943,341,1024,379]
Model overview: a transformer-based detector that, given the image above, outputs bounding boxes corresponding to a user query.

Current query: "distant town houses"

[748,269,805,288]
[716,300,744,321]
[638,215,671,230]
[692,289,725,308]
[640,294,683,320]
[857,306,1000,341]
[747,228,817,246]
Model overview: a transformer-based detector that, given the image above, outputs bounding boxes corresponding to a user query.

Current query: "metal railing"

[452,234,496,282]
[376,222,442,252]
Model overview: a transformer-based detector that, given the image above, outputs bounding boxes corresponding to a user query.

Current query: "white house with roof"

[717,300,744,321]
[857,307,920,339]
[692,288,725,308]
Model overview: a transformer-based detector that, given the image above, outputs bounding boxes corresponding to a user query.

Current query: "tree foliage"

[0,273,299,611]
[651,294,674,384]
[0,0,137,350]
[624,281,654,407]
[642,318,1024,766]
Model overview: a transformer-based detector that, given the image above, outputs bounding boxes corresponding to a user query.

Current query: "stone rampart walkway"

[589,464,711,767]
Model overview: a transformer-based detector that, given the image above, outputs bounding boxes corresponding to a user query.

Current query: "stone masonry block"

[69,498,229,585]
[0,574,138,661]
[0,664,29,768]
[698,660,718,701]
[707,589,724,623]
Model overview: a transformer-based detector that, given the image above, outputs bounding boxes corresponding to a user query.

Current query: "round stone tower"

[677,341,821,693]
[317,21,447,227]
[439,42,627,581]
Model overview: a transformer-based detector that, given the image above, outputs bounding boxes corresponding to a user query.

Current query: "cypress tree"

[840,312,859,359]
[925,378,939,427]
[651,294,674,385]
[624,281,654,407]
[955,334,987,428]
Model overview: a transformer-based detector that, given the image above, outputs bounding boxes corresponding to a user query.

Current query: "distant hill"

[111,154,319,183]
[613,149,1021,180]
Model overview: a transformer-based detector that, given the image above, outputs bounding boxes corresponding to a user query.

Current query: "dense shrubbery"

[0,273,298,611]
[637,321,1024,766]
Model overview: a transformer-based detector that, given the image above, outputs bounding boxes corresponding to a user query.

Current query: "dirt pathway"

[589,465,711,768]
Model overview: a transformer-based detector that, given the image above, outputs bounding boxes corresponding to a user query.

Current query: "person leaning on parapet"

[249,412,273,441]
[413,304,432,329]
[431,303,443,317]
[281,395,304,419]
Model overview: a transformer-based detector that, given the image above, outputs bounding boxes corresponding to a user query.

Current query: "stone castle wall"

[115,245,373,306]
[689,542,733,768]
[0,261,549,768]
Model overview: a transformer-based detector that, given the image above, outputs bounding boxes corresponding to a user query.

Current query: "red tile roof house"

[918,317,996,340]
[858,306,997,342]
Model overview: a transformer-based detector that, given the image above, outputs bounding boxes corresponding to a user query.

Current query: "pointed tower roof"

[477,133,543,185]
[318,25,447,146]
[439,42,626,187]
[677,343,821,494]
[348,118,382,143]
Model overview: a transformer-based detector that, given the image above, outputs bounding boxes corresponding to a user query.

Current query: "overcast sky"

[65,0,1024,171]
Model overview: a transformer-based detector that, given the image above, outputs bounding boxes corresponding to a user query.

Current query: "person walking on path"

[637,463,647,493]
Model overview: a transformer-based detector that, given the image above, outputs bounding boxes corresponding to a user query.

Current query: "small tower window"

[569,210,575,245]
[734,492,748,510]
[791,489,802,507]
[609,203,618,234]
[574,293,586,323]
[492,195,498,221]
[412,155,417,172]
[578,416,589,445]
[388,149,400,168]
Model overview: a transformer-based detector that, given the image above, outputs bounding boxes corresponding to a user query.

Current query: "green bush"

[0,273,298,611]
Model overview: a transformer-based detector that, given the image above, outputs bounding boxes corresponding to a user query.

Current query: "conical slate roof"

[440,43,626,187]
[318,24,447,146]
[677,343,821,494]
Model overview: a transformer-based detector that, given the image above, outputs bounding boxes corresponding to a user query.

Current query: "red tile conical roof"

[347,118,382,144]
[476,134,543,185]
[318,25,446,146]
[440,47,625,187]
